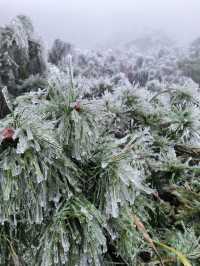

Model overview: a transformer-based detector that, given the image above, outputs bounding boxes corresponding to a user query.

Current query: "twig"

[133,214,165,266]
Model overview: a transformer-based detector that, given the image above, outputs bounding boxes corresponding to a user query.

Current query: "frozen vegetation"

[0,15,200,265]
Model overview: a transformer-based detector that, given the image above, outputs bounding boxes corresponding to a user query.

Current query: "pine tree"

[1,15,200,266]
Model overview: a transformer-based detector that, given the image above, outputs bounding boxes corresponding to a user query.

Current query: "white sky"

[0,0,200,48]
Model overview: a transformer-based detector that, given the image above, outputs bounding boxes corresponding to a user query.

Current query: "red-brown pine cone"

[1,128,15,141]
[74,102,81,112]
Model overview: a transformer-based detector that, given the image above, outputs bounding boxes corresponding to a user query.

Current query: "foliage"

[0,15,46,96]
[1,15,200,266]
[178,37,200,86]
[48,39,73,67]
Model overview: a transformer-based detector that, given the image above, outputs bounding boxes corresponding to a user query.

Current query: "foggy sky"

[0,0,200,48]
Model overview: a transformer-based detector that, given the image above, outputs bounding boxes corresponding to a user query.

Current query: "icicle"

[34,140,41,152]
[11,161,21,176]
[3,181,11,201]
[111,190,119,218]
[39,183,47,208]
[60,251,68,265]
[16,135,29,154]
[27,210,33,225]
[53,244,59,264]
[26,127,34,140]
[3,157,9,170]
[35,202,43,224]
[61,231,70,253]
[33,159,44,184]
[13,214,17,226]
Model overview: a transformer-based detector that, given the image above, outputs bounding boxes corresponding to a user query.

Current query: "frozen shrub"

[0,15,46,96]
[48,38,73,66]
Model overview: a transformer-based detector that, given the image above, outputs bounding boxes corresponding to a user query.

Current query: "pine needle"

[154,241,192,266]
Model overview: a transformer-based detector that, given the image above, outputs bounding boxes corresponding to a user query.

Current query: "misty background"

[0,0,200,48]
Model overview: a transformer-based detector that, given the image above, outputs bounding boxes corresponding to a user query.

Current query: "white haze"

[0,0,200,48]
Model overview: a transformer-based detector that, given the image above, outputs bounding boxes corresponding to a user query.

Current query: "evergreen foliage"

[0,16,200,266]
